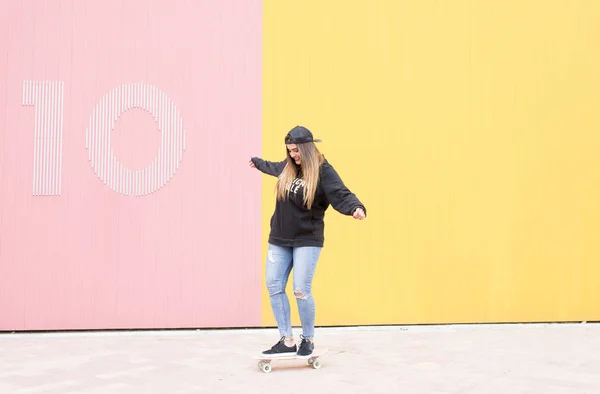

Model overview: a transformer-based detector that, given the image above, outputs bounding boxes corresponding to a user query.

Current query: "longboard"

[254,347,329,373]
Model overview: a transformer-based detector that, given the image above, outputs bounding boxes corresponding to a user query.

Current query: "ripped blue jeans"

[265,243,322,339]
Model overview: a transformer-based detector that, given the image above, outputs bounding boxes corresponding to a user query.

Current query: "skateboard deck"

[254,347,329,373]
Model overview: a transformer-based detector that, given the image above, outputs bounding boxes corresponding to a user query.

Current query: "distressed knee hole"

[294,290,309,300]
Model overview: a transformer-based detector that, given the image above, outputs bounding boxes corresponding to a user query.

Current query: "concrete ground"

[0,323,599,394]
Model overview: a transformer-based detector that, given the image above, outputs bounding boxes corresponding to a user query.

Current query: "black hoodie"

[251,156,366,248]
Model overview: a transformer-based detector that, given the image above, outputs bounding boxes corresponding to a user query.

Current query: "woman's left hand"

[353,208,366,220]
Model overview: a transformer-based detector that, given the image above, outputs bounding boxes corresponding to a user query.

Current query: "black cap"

[284,126,322,144]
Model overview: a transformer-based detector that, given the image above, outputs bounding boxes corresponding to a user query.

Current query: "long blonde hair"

[276,142,324,209]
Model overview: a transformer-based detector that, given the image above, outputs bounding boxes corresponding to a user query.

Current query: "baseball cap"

[284,126,322,144]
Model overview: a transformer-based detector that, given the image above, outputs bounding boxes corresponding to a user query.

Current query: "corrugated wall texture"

[262,1,600,326]
[2,0,600,332]
[0,0,263,331]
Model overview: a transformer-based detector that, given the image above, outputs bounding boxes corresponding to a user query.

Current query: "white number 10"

[22,81,186,197]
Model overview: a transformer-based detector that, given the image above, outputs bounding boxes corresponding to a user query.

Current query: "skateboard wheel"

[312,360,321,369]
[258,361,264,370]
[262,363,272,373]
[308,357,315,365]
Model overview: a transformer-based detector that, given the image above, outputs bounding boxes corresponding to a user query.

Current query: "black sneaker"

[296,335,314,358]
[261,337,297,357]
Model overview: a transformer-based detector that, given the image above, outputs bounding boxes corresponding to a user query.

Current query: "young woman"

[249,125,366,358]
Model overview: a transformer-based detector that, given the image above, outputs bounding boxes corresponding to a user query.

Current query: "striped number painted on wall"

[23,81,186,196]
[22,81,65,196]
[86,83,186,196]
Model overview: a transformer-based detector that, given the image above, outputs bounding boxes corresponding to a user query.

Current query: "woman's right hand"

[249,159,256,168]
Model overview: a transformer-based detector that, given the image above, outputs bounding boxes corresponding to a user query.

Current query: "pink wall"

[0,0,263,330]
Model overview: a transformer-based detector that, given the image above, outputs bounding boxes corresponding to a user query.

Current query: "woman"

[249,125,366,358]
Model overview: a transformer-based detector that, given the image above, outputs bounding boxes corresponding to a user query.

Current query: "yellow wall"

[261,1,600,326]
